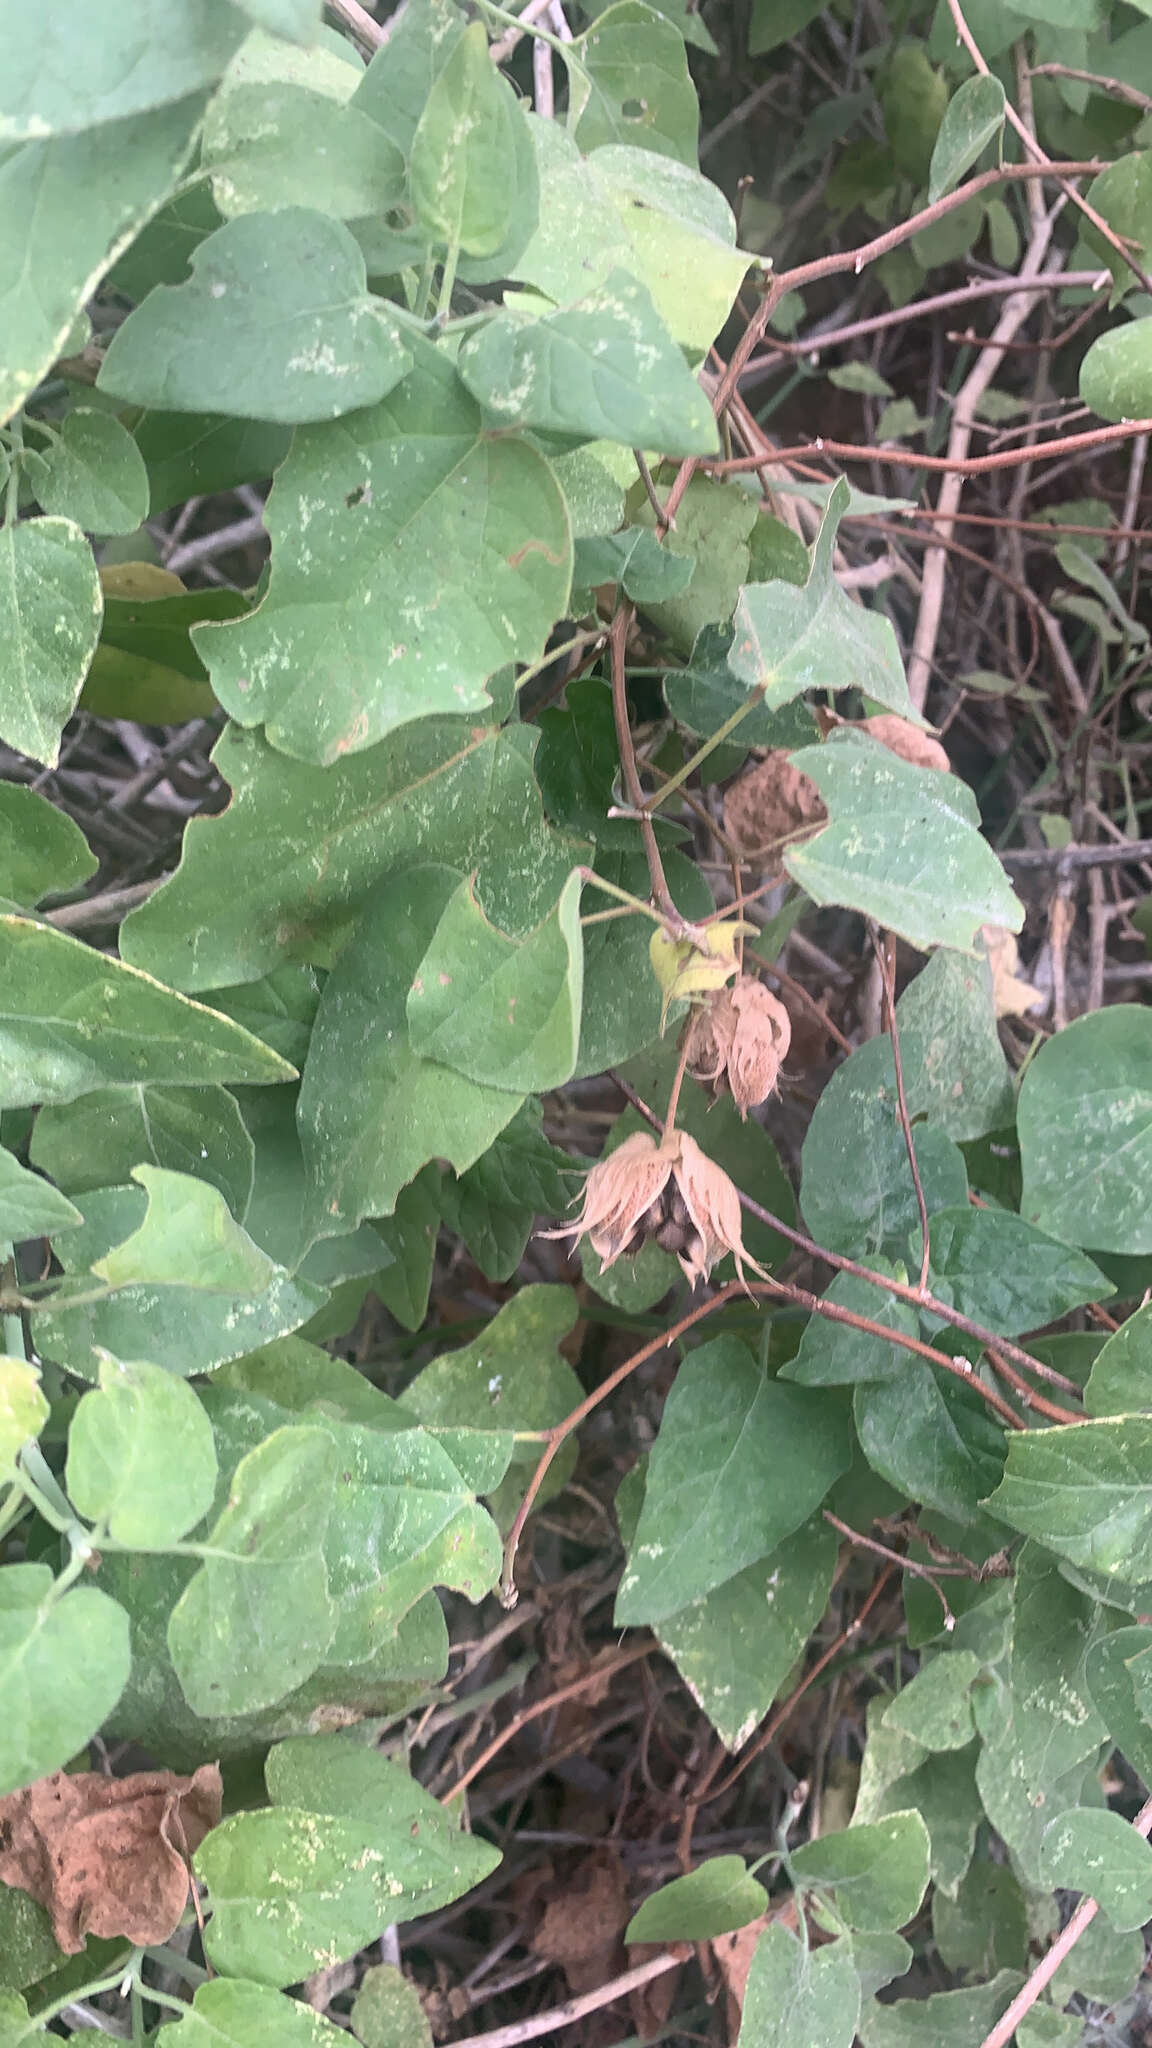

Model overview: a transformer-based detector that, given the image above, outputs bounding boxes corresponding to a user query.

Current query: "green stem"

[641,684,768,815]
[475,0,569,53]
[4,418,22,527]
[436,241,461,319]
[19,1958,135,2039]
[575,867,670,926]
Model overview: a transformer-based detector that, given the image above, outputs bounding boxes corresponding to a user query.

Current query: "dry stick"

[906,206,1060,708]
[875,932,931,1294]
[440,1641,652,1803]
[610,1073,1084,1403]
[1030,59,1152,113]
[978,1791,1152,2048]
[607,602,679,927]
[447,1952,683,2048]
[948,0,1152,297]
[823,1510,956,1628]
[1001,837,1152,868]
[741,271,1104,376]
[702,413,1152,479]
[325,0,386,49]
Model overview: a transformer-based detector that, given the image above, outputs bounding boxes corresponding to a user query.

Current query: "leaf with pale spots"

[197,1735,500,1985]
[0,518,102,766]
[99,208,412,425]
[192,335,571,764]
[458,268,717,454]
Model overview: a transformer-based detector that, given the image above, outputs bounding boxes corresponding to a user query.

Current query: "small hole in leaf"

[345,482,372,509]
[622,98,646,117]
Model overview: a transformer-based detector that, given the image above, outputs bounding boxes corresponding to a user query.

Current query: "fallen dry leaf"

[982,923,1046,1019]
[712,1898,798,2038]
[859,713,951,773]
[0,1764,222,1952]
[533,1845,630,1994]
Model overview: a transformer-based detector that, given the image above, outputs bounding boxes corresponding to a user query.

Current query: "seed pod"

[727,977,792,1117]
[683,990,737,1087]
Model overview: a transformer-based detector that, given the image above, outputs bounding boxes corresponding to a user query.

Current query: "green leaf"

[121,719,583,993]
[987,1417,1152,1583]
[728,482,912,718]
[568,2,699,163]
[26,410,149,535]
[65,1356,217,1546]
[32,1083,255,1221]
[0,1147,81,1240]
[0,782,94,910]
[406,869,582,1094]
[351,1966,432,2048]
[857,1972,1026,2048]
[409,23,522,258]
[511,125,750,357]
[576,526,696,602]
[854,1369,1006,1527]
[892,946,1014,1142]
[1085,1300,1152,1417]
[34,1185,323,1380]
[168,1425,337,1715]
[737,1924,861,2048]
[157,1979,349,2048]
[791,1812,931,1932]
[656,1518,837,1751]
[1009,1547,1109,1781]
[0,98,207,427]
[799,1034,969,1256]
[0,3,244,137]
[928,74,1006,201]
[575,846,713,1076]
[205,968,322,1069]
[372,1166,441,1330]
[932,1855,1029,1977]
[298,865,525,1235]
[0,1360,49,1479]
[135,408,292,518]
[1039,1807,1152,1930]
[203,82,405,221]
[439,1102,577,1283]
[855,1710,983,1897]
[922,1207,1108,1339]
[401,1286,582,1526]
[1083,153,1152,303]
[883,1653,982,1751]
[1018,1006,1152,1252]
[459,269,716,455]
[1081,314,1152,422]
[615,1338,850,1625]
[194,336,571,763]
[99,209,412,424]
[664,622,818,754]
[0,915,294,1106]
[784,1266,920,1387]
[203,1358,504,1651]
[351,0,467,162]
[0,1565,130,1795]
[784,731,1022,952]
[627,1857,767,1944]
[0,517,102,766]
[633,473,758,657]
[1085,1624,1152,1783]
[0,1884,67,1993]
[198,1735,500,1985]
[1013,2010,1082,2048]
[83,584,248,726]
[1049,1902,1146,2005]
[92,1164,274,1292]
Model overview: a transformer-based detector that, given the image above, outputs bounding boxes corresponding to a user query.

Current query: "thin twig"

[701,412,1152,479]
[824,1511,955,1628]
[875,932,931,1294]
[978,1792,1152,2048]
[608,603,679,926]
[1029,60,1152,113]
[447,1952,683,2048]
[440,1642,652,1802]
[325,0,388,50]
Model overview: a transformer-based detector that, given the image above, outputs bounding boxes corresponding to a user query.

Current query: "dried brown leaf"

[0,1765,222,1953]
[982,923,1046,1018]
[723,752,825,874]
[533,1847,629,1994]
[860,714,950,773]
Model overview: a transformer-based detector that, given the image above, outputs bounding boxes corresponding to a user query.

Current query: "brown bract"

[860,713,951,772]
[685,977,792,1117]
[0,1764,222,1953]
[548,1128,757,1288]
[723,752,826,878]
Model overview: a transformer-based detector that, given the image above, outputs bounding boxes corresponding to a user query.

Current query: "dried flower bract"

[546,1128,758,1288]
[684,976,792,1117]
